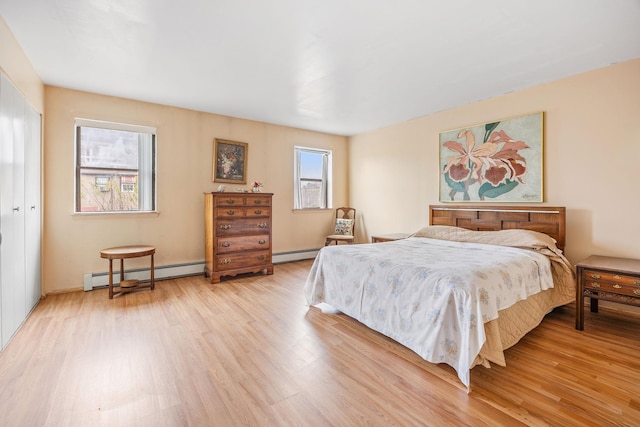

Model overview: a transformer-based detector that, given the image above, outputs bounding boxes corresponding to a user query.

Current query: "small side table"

[100,245,156,299]
[371,233,409,243]
[575,255,640,330]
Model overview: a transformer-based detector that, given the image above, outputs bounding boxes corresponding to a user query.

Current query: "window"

[120,176,137,193]
[75,119,156,213]
[294,146,332,209]
[95,176,110,192]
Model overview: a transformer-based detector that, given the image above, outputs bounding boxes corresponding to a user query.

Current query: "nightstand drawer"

[584,279,640,297]
[583,270,640,286]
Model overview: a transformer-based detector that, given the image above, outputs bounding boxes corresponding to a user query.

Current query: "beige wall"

[5,14,640,296]
[350,58,640,267]
[43,87,348,293]
[0,17,44,113]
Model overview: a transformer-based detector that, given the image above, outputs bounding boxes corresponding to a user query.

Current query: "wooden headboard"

[429,205,566,250]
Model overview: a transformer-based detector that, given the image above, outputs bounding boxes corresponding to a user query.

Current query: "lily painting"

[439,112,543,202]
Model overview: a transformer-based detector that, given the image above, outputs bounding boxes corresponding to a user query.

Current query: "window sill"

[292,208,334,213]
[71,211,160,218]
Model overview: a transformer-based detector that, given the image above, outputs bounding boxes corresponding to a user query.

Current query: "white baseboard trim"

[83,261,204,291]
[273,249,319,264]
[83,249,320,291]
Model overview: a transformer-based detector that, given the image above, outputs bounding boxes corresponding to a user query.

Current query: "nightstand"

[575,255,640,330]
[371,233,410,243]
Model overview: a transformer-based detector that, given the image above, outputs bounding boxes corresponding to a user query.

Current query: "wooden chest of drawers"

[575,255,640,330]
[204,192,274,283]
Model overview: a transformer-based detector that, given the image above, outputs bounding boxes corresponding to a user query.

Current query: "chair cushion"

[326,235,355,241]
[334,218,354,235]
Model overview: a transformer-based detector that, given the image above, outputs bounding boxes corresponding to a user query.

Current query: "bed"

[304,205,575,389]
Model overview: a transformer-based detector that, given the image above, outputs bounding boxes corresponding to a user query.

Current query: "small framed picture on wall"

[213,138,248,184]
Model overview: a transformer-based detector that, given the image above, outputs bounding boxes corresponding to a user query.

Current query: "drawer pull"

[227,210,235,215]
[589,282,600,288]
[219,259,231,265]
[589,273,601,279]
[613,275,622,280]
[219,224,231,230]
[220,242,231,248]
[258,239,266,245]
[226,199,235,204]
[254,200,262,205]
[257,222,268,228]
[257,255,266,261]
[634,280,640,285]
[612,284,622,289]
[254,209,262,214]
[634,289,640,296]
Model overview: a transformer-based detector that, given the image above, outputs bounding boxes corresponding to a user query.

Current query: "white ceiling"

[1,0,639,136]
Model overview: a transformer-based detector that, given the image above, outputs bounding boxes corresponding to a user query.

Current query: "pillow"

[334,218,354,235]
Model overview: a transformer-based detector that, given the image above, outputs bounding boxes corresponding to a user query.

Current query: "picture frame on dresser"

[214,138,248,184]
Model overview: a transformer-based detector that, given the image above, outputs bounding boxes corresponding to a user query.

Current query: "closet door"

[0,73,28,349]
[1,74,20,347]
[0,74,4,346]
[24,104,41,312]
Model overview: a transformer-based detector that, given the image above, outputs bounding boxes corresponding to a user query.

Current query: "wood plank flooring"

[1,260,639,426]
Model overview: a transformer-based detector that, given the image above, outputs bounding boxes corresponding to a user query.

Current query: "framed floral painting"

[214,138,248,184]
[439,112,543,202]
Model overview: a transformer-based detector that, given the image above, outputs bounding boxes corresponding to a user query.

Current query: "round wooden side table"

[100,245,155,299]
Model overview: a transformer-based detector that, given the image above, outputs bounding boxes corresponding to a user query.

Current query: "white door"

[0,73,28,349]
[24,104,41,312]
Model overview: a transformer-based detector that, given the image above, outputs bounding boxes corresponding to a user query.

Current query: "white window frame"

[74,118,157,213]
[294,146,332,209]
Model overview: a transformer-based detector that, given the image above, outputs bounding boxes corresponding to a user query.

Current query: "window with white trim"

[75,119,156,213]
[294,146,332,209]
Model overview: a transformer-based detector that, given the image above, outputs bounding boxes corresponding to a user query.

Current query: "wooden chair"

[325,207,356,246]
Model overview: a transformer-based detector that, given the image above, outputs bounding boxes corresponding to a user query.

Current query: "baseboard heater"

[84,249,319,291]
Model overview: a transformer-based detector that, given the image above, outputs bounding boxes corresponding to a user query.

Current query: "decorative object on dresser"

[325,207,356,246]
[575,255,640,330]
[371,233,409,243]
[204,192,274,283]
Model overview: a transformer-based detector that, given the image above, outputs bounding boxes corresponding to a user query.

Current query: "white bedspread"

[304,236,556,388]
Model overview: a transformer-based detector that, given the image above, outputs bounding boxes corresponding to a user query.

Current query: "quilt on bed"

[304,228,572,388]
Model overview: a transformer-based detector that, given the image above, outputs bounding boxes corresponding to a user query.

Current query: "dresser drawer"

[216,207,246,218]
[245,195,271,207]
[215,251,271,271]
[246,207,270,217]
[216,235,270,254]
[216,219,270,236]
[215,195,246,206]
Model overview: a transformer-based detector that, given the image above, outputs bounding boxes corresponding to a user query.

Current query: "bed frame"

[429,205,566,251]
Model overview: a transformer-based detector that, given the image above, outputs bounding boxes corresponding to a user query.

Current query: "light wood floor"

[1,260,639,426]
